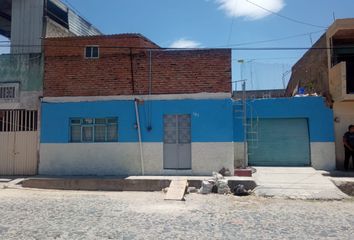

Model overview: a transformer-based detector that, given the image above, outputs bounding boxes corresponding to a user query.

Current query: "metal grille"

[0,86,16,99]
[0,83,19,102]
[178,115,191,144]
[164,115,177,144]
[0,110,38,132]
[0,110,38,175]
[164,115,191,144]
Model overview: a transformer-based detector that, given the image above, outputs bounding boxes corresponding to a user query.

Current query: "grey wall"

[11,0,44,54]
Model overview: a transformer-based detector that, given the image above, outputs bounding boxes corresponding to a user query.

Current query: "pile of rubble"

[189,172,251,196]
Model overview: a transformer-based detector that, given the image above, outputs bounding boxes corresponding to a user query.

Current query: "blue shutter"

[248,118,310,166]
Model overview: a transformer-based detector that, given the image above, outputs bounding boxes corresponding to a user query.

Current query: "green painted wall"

[248,118,311,166]
[0,53,43,91]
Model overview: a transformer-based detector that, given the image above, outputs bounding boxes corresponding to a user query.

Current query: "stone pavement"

[0,189,353,240]
[252,167,349,200]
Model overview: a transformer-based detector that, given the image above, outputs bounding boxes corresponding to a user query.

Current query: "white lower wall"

[191,142,234,175]
[39,142,234,176]
[234,142,247,168]
[310,142,336,170]
[233,142,335,171]
[333,102,354,169]
[40,143,143,176]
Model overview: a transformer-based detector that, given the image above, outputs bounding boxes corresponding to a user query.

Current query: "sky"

[1,0,354,90]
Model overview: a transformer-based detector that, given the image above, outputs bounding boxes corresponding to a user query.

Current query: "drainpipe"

[134,99,145,175]
[242,81,248,168]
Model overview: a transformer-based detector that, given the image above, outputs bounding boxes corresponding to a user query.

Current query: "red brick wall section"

[286,34,329,97]
[44,35,231,97]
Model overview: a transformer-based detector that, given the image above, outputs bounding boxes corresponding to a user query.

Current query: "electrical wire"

[232,57,300,61]
[218,30,325,47]
[61,0,82,16]
[0,43,352,51]
[60,0,101,33]
[246,0,328,29]
[227,17,236,45]
[44,1,101,35]
[226,0,238,45]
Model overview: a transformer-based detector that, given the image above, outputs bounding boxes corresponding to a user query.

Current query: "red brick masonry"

[44,34,231,97]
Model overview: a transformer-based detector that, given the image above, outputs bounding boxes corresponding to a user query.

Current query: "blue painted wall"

[41,99,234,143]
[233,97,334,142]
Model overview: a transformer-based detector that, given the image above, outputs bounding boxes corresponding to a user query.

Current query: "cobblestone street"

[0,188,353,240]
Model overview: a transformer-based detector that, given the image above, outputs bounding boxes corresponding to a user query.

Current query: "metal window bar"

[70,117,118,143]
[0,86,17,100]
[0,110,38,132]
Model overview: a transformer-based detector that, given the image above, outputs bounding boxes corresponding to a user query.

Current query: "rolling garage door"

[248,118,310,166]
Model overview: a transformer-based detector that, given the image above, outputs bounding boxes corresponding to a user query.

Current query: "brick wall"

[44,35,231,97]
[286,34,329,97]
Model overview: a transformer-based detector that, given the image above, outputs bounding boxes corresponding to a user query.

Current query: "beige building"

[286,19,354,169]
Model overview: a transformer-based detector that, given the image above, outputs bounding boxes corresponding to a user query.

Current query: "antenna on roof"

[332,12,336,22]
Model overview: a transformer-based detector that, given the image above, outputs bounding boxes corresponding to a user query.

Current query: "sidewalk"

[252,167,349,200]
[2,168,352,200]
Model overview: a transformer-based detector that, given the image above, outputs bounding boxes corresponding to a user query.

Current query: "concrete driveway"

[253,167,349,200]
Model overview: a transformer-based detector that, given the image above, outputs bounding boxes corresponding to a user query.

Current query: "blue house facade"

[40,95,336,176]
[234,97,335,170]
[39,34,234,176]
[40,95,235,175]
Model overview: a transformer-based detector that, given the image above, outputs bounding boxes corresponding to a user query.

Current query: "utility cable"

[232,56,300,61]
[60,0,101,34]
[246,0,328,29]
[218,30,325,47]
[1,44,352,51]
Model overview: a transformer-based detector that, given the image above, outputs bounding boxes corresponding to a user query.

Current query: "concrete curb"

[21,176,257,192]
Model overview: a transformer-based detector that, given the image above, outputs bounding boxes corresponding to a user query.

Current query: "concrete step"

[164,179,188,201]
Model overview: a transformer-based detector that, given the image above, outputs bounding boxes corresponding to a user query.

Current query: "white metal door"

[0,110,38,175]
[163,114,191,170]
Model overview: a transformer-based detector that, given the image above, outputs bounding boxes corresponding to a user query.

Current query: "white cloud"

[170,38,202,48]
[215,0,285,20]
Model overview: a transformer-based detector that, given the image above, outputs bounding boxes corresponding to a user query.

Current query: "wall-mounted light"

[334,117,340,123]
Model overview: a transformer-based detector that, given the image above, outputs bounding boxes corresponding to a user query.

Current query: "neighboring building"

[286,19,354,169]
[0,0,101,54]
[0,0,101,175]
[39,34,233,176]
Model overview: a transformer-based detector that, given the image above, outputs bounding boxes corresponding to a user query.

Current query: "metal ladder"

[246,104,259,156]
[233,82,259,167]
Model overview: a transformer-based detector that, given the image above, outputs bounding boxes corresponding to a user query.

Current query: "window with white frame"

[0,83,19,102]
[85,46,99,59]
[70,117,118,143]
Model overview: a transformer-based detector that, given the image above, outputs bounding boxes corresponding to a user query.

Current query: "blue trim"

[233,97,334,142]
[41,99,234,143]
